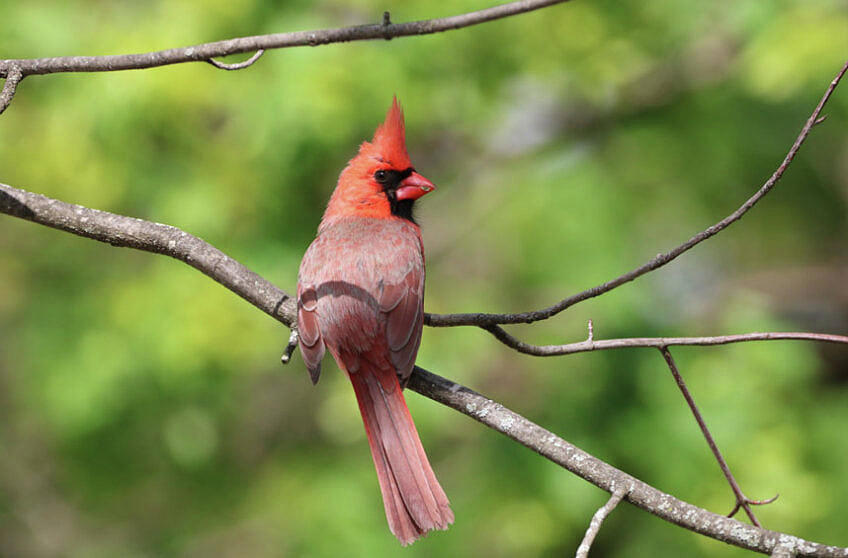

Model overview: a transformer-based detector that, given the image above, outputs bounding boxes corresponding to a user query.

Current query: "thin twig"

[426,57,848,328]
[0,0,568,78]
[280,328,299,364]
[482,328,848,357]
[1,182,845,555]
[660,347,775,528]
[0,65,22,115]
[728,494,780,520]
[207,49,265,70]
[575,487,629,558]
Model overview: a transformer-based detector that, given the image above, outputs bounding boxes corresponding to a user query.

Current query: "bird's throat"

[390,198,416,223]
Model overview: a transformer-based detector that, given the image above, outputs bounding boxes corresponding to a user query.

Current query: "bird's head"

[322,98,436,225]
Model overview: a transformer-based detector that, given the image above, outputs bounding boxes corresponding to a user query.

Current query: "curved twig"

[0,0,568,79]
[426,57,848,328]
[1,181,846,555]
[207,49,265,70]
[729,494,780,521]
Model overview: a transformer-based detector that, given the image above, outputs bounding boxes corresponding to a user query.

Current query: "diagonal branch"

[0,65,23,115]
[409,367,846,557]
[0,0,568,80]
[660,347,772,528]
[2,181,846,556]
[0,183,297,326]
[425,57,848,329]
[576,487,629,558]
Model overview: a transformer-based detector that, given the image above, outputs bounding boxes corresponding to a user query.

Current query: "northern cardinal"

[297,99,453,545]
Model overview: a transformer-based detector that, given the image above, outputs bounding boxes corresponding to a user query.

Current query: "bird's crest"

[361,96,411,169]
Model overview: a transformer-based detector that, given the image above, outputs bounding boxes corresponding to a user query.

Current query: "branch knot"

[382,11,393,40]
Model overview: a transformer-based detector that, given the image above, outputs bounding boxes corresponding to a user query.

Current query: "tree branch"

[409,367,847,557]
[575,487,629,558]
[425,57,848,328]
[482,327,848,357]
[0,0,568,80]
[660,347,772,528]
[2,182,846,556]
[0,65,22,116]
[0,183,297,326]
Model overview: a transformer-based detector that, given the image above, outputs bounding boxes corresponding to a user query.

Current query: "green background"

[1,1,847,556]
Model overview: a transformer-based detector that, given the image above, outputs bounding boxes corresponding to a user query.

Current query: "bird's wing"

[378,266,424,385]
[298,218,425,386]
[297,279,325,384]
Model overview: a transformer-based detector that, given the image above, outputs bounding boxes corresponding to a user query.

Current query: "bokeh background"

[1,1,847,556]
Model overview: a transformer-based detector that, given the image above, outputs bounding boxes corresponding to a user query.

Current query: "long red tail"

[348,365,454,545]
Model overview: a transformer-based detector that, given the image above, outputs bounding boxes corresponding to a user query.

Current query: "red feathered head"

[322,97,434,224]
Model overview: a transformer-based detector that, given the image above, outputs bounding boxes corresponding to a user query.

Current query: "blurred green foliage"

[1,1,847,556]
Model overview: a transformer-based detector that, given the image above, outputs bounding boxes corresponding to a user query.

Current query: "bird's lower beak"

[395,172,436,201]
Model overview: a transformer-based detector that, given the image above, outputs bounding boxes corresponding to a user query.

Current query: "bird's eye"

[374,170,389,183]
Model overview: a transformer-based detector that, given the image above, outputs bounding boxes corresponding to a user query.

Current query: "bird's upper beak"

[395,172,436,201]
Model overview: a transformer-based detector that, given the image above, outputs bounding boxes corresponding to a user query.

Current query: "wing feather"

[297,283,325,384]
[384,270,424,382]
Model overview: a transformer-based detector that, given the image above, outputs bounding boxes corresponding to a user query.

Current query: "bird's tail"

[348,365,454,545]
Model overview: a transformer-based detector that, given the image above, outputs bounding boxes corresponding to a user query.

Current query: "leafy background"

[1,1,847,556]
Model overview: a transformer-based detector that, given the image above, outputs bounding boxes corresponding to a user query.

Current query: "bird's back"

[298,216,425,380]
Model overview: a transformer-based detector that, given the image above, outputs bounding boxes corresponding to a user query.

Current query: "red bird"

[297,99,453,545]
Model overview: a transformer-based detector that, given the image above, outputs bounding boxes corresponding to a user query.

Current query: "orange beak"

[395,172,436,201]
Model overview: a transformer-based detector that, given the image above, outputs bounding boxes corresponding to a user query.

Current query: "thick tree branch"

[0,0,567,80]
[409,367,846,557]
[1,182,846,555]
[0,183,297,326]
[425,57,848,328]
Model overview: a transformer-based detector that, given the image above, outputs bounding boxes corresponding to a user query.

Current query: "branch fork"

[576,485,630,558]
[0,65,23,116]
